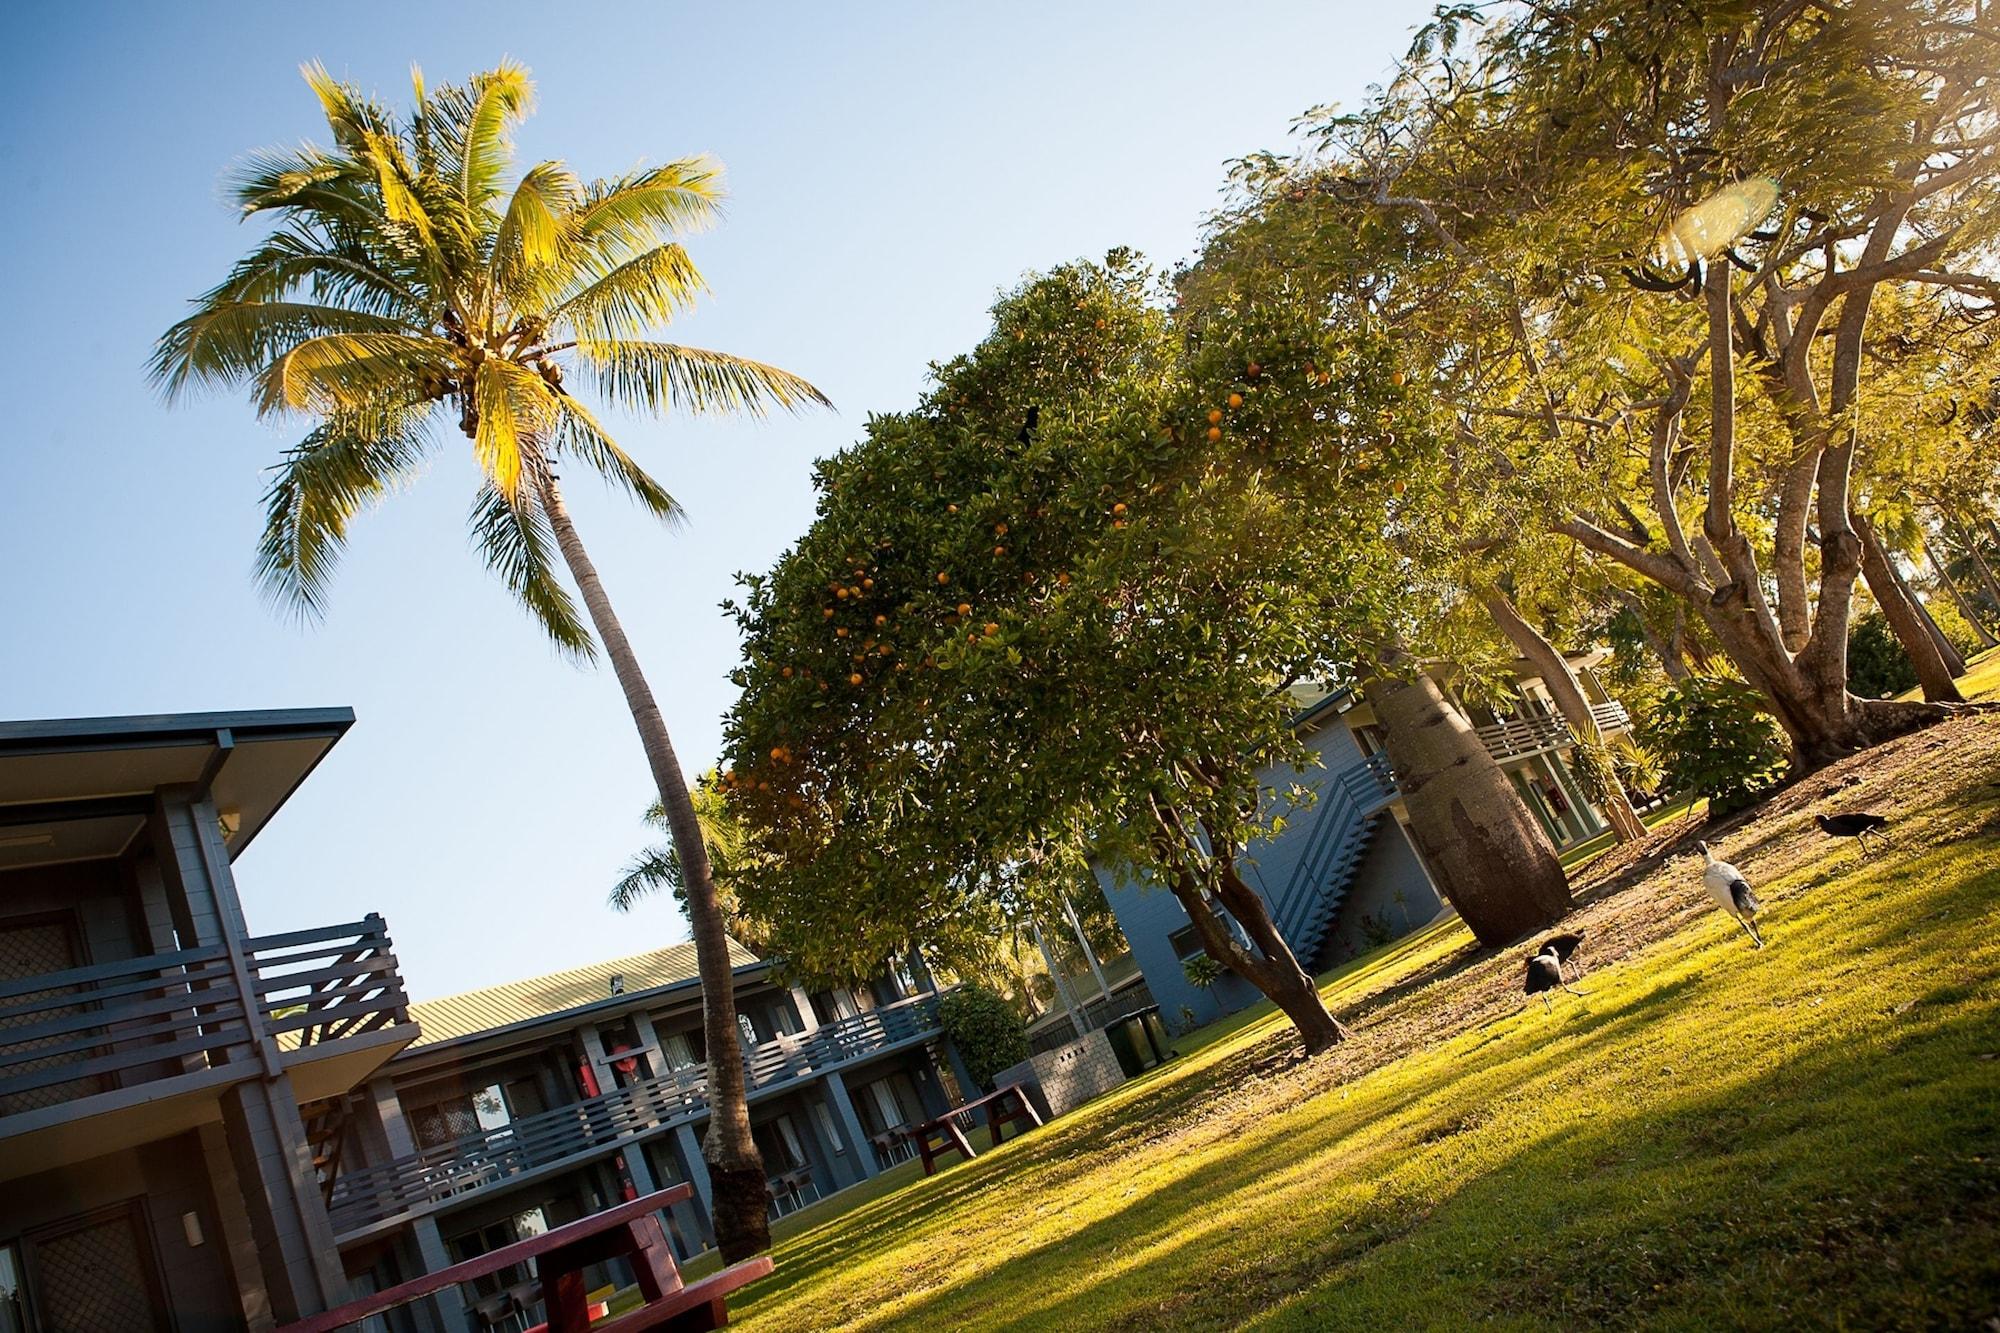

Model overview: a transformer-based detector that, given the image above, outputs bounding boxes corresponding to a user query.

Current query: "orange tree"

[720,256,1569,1055]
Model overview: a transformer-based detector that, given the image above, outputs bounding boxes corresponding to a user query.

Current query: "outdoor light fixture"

[608,974,625,996]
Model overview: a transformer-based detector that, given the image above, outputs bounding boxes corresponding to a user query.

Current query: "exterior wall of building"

[1318,818,1444,968]
[0,1132,245,1330]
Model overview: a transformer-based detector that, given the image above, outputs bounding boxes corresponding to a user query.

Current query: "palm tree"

[152,61,828,1261]
[610,782,771,957]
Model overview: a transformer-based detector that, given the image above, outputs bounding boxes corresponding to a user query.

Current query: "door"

[20,1203,171,1333]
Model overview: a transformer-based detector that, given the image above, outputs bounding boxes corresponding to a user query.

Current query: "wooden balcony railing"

[1474,700,1631,762]
[0,914,412,1133]
[328,990,947,1237]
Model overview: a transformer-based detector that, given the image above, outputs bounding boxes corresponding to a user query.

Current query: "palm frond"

[257,404,437,618]
[576,338,831,417]
[250,331,452,417]
[494,161,583,304]
[195,227,421,319]
[472,358,559,497]
[467,480,596,660]
[549,243,708,340]
[152,304,422,402]
[453,61,534,209]
[569,160,725,255]
[608,842,680,912]
[300,61,398,157]
[550,395,682,523]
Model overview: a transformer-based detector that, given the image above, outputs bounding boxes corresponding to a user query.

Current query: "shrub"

[1643,677,1790,817]
[1182,954,1226,990]
[936,985,1028,1092]
[1847,611,1919,699]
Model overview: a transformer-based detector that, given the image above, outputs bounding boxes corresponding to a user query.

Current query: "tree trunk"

[1947,516,2000,624]
[1923,534,1998,650]
[1150,819,1349,1054]
[1881,525,1967,675]
[1479,588,1647,843]
[1367,659,1572,945]
[1856,510,1965,702]
[534,464,771,1260]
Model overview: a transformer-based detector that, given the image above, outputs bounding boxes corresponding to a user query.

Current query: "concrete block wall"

[995,1027,1127,1121]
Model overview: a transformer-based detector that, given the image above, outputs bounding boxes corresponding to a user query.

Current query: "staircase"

[1266,754,1398,972]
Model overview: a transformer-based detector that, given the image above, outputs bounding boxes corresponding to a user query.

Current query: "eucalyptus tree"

[153,62,829,1259]
[1254,0,1999,768]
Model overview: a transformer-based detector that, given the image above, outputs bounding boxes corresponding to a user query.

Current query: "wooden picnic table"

[276,1186,770,1333]
[908,1082,1043,1176]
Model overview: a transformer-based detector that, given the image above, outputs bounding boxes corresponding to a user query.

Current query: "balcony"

[0,916,416,1181]
[328,990,945,1240]
[1474,700,1630,764]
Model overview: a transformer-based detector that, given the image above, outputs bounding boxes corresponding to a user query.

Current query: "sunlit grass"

[724,717,2000,1330]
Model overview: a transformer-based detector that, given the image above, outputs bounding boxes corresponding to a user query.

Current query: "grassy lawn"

[720,707,2000,1330]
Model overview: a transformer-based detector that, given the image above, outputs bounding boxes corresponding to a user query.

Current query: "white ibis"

[1814,811,1891,854]
[1698,841,1763,948]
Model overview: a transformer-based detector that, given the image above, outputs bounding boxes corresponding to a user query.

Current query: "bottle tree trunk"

[1856,511,1965,702]
[534,464,771,1261]
[1879,522,1967,675]
[1367,655,1572,946]
[1478,588,1647,843]
[1923,534,1998,650]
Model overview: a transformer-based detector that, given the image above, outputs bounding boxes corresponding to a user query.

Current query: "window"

[0,1243,25,1333]
[811,1100,845,1153]
[866,1078,906,1131]
[657,1030,698,1070]
[1168,926,1205,964]
[752,1115,807,1171]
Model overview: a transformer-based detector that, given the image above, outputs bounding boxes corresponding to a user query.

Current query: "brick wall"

[995,1027,1126,1120]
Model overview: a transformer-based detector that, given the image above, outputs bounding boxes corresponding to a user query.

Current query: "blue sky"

[0,1,1429,1000]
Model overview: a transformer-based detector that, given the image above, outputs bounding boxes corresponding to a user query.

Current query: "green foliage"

[1643,678,1790,816]
[1181,955,1225,991]
[1847,612,1919,700]
[936,985,1028,1093]
[720,256,1437,989]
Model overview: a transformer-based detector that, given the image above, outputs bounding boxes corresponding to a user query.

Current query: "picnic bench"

[908,1082,1043,1176]
[276,1187,770,1333]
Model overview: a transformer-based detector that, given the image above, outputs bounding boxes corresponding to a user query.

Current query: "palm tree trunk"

[1478,588,1647,842]
[533,463,771,1261]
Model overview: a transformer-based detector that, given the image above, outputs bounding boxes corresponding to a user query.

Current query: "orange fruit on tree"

[937,571,950,585]
[1207,426,1222,442]
[875,614,888,626]
[848,672,863,686]
[983,622,999,637]
[1246,361,1262,378]
[957,601,972,616]
[823,607,835,619]
[994,545,1007,556]
[835,586,849,599]
[1057,571,1071,586]
[947,503,959,514]
[1228,392,1243,409]
[1112,502,1127,516]
[781,666,794,678]
[1207,408,1223,425]
[835,626,849,638]
[1391,371,1406,386]
[994,522,1008,536]
[862,577,874,589]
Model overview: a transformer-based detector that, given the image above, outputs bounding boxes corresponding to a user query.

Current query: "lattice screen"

[32,1209,165,1333]
[0,921,104,1115]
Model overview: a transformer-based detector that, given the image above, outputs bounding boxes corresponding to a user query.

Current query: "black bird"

[1524,943,1586,1013]
[1815,811,1892,854]
[1534,931,1587,982]
[1016,404,1040,445]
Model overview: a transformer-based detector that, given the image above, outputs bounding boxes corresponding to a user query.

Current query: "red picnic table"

[908,1082,1043,1176]
[277,1187,769,1333]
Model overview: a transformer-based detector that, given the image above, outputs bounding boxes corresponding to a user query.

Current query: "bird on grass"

[1524,941,1587,1013]
[1698,841,1763,949]
[1534,931,1587,982]
[1814,811,1892,855]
